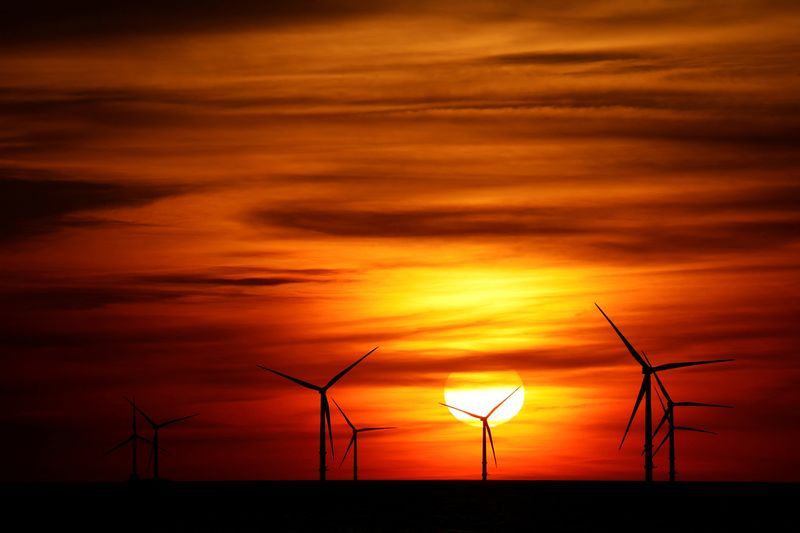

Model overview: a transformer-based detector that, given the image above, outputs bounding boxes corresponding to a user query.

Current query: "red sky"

[1,0,799,482]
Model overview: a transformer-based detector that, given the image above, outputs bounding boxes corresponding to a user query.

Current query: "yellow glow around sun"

[443,370,525,427]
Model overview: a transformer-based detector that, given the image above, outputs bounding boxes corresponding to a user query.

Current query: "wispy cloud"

[0,168,190,243]
[480,50,646,65]
[141,274,310,287]
[251,183,800,262]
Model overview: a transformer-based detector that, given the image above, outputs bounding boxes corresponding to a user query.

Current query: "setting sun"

[443,370,525,427]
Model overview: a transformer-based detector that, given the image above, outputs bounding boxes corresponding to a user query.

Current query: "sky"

[1,0,799,482]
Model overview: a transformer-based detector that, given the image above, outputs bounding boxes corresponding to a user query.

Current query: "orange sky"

[1,1,799,482]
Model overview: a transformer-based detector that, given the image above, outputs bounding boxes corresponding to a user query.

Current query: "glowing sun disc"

[444,370,525,427]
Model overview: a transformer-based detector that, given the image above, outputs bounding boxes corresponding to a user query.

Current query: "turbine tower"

[258,346,377,481]
[651,371,732,481]
[128,399,198,481]
[332,398,395,481]
[106,396,153,481]
[440,386,520,481]
[595,303,732,482]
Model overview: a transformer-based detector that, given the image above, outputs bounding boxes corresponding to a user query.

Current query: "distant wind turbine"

[106,396,153,481]
[595,303,733,482]
[440,386,521,481]
[332,398,395,481]
[127,398,198,481]
[651,372,732,481]
[257,346,378,481]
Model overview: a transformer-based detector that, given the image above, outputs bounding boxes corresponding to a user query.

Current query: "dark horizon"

[4,479,797,533]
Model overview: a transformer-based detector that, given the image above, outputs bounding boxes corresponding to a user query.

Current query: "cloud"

[249,184,800,262]
[255,206,587,238]
[0,266,340,311]
[0,1,387,45]
[0,168,189,243]
[0,286,192,311]
[480,51,645,65]
[0,322,246,350]
[140,274,311,287]
[2,1,793,46]
[357,346,628,384]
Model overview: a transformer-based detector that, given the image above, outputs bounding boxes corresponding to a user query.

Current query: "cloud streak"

[480,50,646,65]
[251,183,800,262]
[0,169,190,243]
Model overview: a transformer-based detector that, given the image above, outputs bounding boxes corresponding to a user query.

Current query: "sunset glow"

[1,1,799,483]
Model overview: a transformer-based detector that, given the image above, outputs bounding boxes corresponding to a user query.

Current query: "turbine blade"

[160,413,198,428]
[486,422,497,467]
[674,402,733,408]
[105,435,133,455]
[620,378,647,450]
[324,347,378,390]
[653,411,669,438]
[651,371,672,405]
[653,431,670,457]
[676,426,717,435]
[126,398,155,427]
[340,435,355,467]
[360,427,396,432]
[147,443,154,470]
[331,397,355,430]
[136,435,154,446]
[653,359,734,372]
[595,304,648,367]
[439,402,482,420]
[654,384,666,413]
[323,396,335,458]
[487,386,521,418]
[257,365,320,391]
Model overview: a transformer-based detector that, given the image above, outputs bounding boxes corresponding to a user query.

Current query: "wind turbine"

[440,386,521,481]
[651,372,732,481]
[595,303,733,482]
[332,398,395,481]
[127,398,198,481]
[257,346,377,481]
[106,396,153,481]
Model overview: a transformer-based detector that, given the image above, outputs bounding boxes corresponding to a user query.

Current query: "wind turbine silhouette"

[651,372,733,481]
[257,346,377,481]
[595,303,733,482]
[127,398,198,481]
[440,386,521,481]
[106,396,153,481]
[332,398,395,481]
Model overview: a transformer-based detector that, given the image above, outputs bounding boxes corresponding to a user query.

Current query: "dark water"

[1,480,796,532]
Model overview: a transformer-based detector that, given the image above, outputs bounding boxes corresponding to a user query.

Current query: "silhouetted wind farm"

[595,303,734,481]
[332,398,395,480]
[440,386,521,481]
[96,305,739,485]
[127,399,198,481]
[257,347,378,481]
